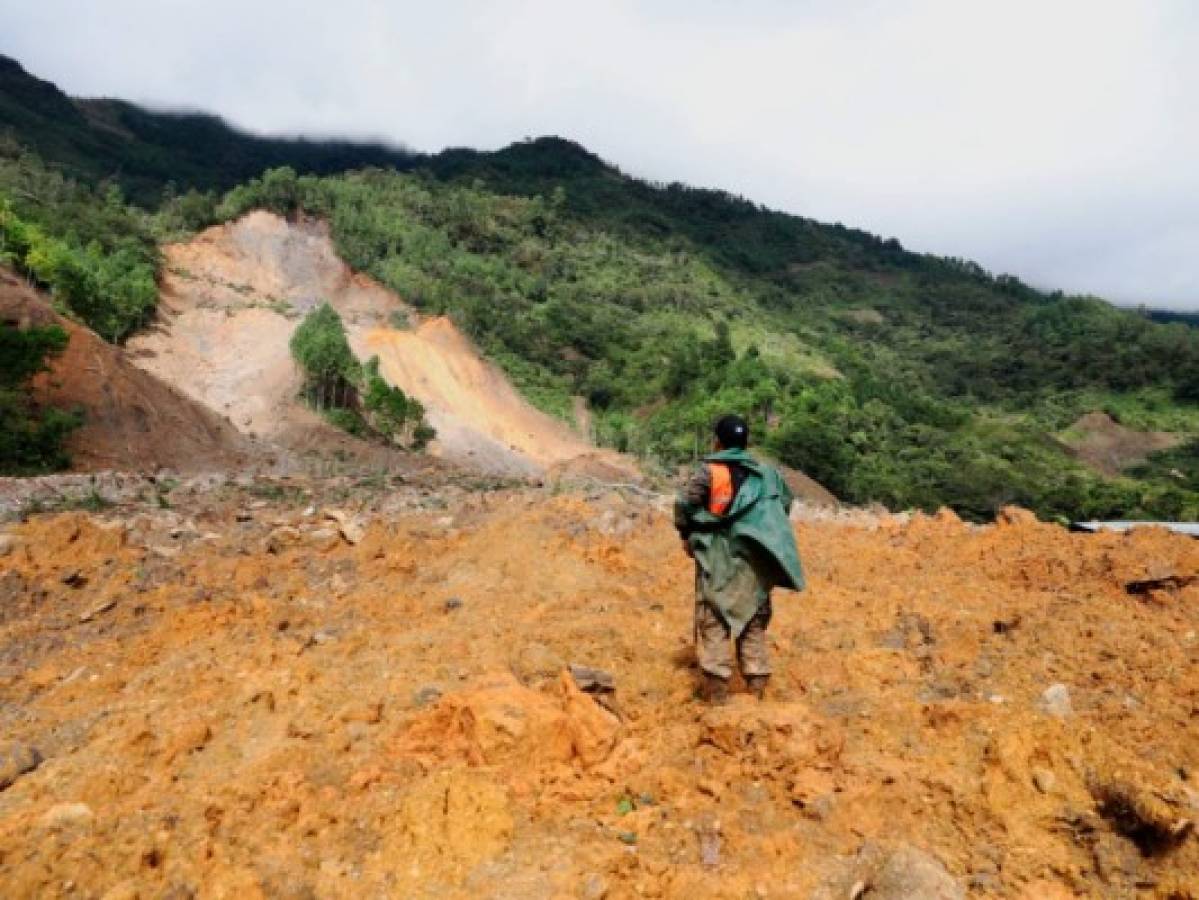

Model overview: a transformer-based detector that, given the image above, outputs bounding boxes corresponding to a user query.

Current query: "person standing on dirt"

[674,414,805,703]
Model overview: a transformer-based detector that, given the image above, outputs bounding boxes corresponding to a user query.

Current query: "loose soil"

[1,484,1196,898]
[365,319,632,479]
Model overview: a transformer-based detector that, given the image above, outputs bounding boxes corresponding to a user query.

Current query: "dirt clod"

[413,684,444,707]
[569,663,616,694]
[1126,573,1198,595]
[511,641,565,684]
[40,802,95,830]
[1089,775,1194,854]
[61,569,86,588]
[580,872,610,899]
[0,742,42,790]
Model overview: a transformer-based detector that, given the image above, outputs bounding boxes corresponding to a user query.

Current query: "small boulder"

[871,845,964,899]
[0,743,43,790]
[699,827,722,867]
[396,671,620,770]
[323,508,366,545]
[61,569,87,588]
[413,684,444,707]
[40,801,95,829]
[265,525,302,554]
[816,843,964,900]
[1039,683,1073,718]
[1032,768,1057,794]
[569,664,615,695]
[306,527,341,551]
[511,642,565,684]
[580,873,610,900]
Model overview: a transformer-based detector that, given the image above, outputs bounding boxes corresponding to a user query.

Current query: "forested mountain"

[3,55,1198,520]
[0,55,421,203]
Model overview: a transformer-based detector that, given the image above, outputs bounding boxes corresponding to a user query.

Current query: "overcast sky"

[4,0,1198,308]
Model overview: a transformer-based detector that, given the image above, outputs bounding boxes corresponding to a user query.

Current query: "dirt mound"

[777,463,839,507]
[1060,410,1182,476]
[545,452,648,485]
[1,269,254,472]
[394,670,621,771]
[130,212,632,478]
[2,487,1198,896]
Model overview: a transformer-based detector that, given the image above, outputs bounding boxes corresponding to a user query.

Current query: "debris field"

[0,482,1197,898]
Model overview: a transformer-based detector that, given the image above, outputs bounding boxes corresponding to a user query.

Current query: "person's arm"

[674,464,711,552]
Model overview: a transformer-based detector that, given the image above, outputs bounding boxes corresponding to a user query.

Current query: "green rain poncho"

[675,448,806,636]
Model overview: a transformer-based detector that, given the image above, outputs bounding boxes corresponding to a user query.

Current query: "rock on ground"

[816,843,965,900]
[1039,682,1073,717]
[0,743,42,790]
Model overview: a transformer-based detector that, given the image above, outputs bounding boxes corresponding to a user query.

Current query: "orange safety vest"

[707,462,735,515]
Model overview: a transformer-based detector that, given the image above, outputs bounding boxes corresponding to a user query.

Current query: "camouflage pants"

[694,568,773,681]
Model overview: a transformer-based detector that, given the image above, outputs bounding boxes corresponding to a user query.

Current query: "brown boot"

[745,674,770,700]
[698,673,729,705]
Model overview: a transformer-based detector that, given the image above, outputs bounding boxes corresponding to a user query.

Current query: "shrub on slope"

[290,302,433,450]
[0,316,78,473]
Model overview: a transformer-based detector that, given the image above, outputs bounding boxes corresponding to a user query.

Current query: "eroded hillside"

[1,481,1196,898]
[127,211,630,478]
[0,269,255,473]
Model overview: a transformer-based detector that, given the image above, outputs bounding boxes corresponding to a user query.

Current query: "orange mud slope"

[1,492,1198,898]
[129,212,628,477]
[364,320,633,478]
[1,268,254,472]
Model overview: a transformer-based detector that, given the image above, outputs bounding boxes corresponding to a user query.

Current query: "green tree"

[289,302,360,409]
[289,306,435,448]
[0,323,81,473]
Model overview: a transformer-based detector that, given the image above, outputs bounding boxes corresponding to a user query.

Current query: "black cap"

[714,414,749,449]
